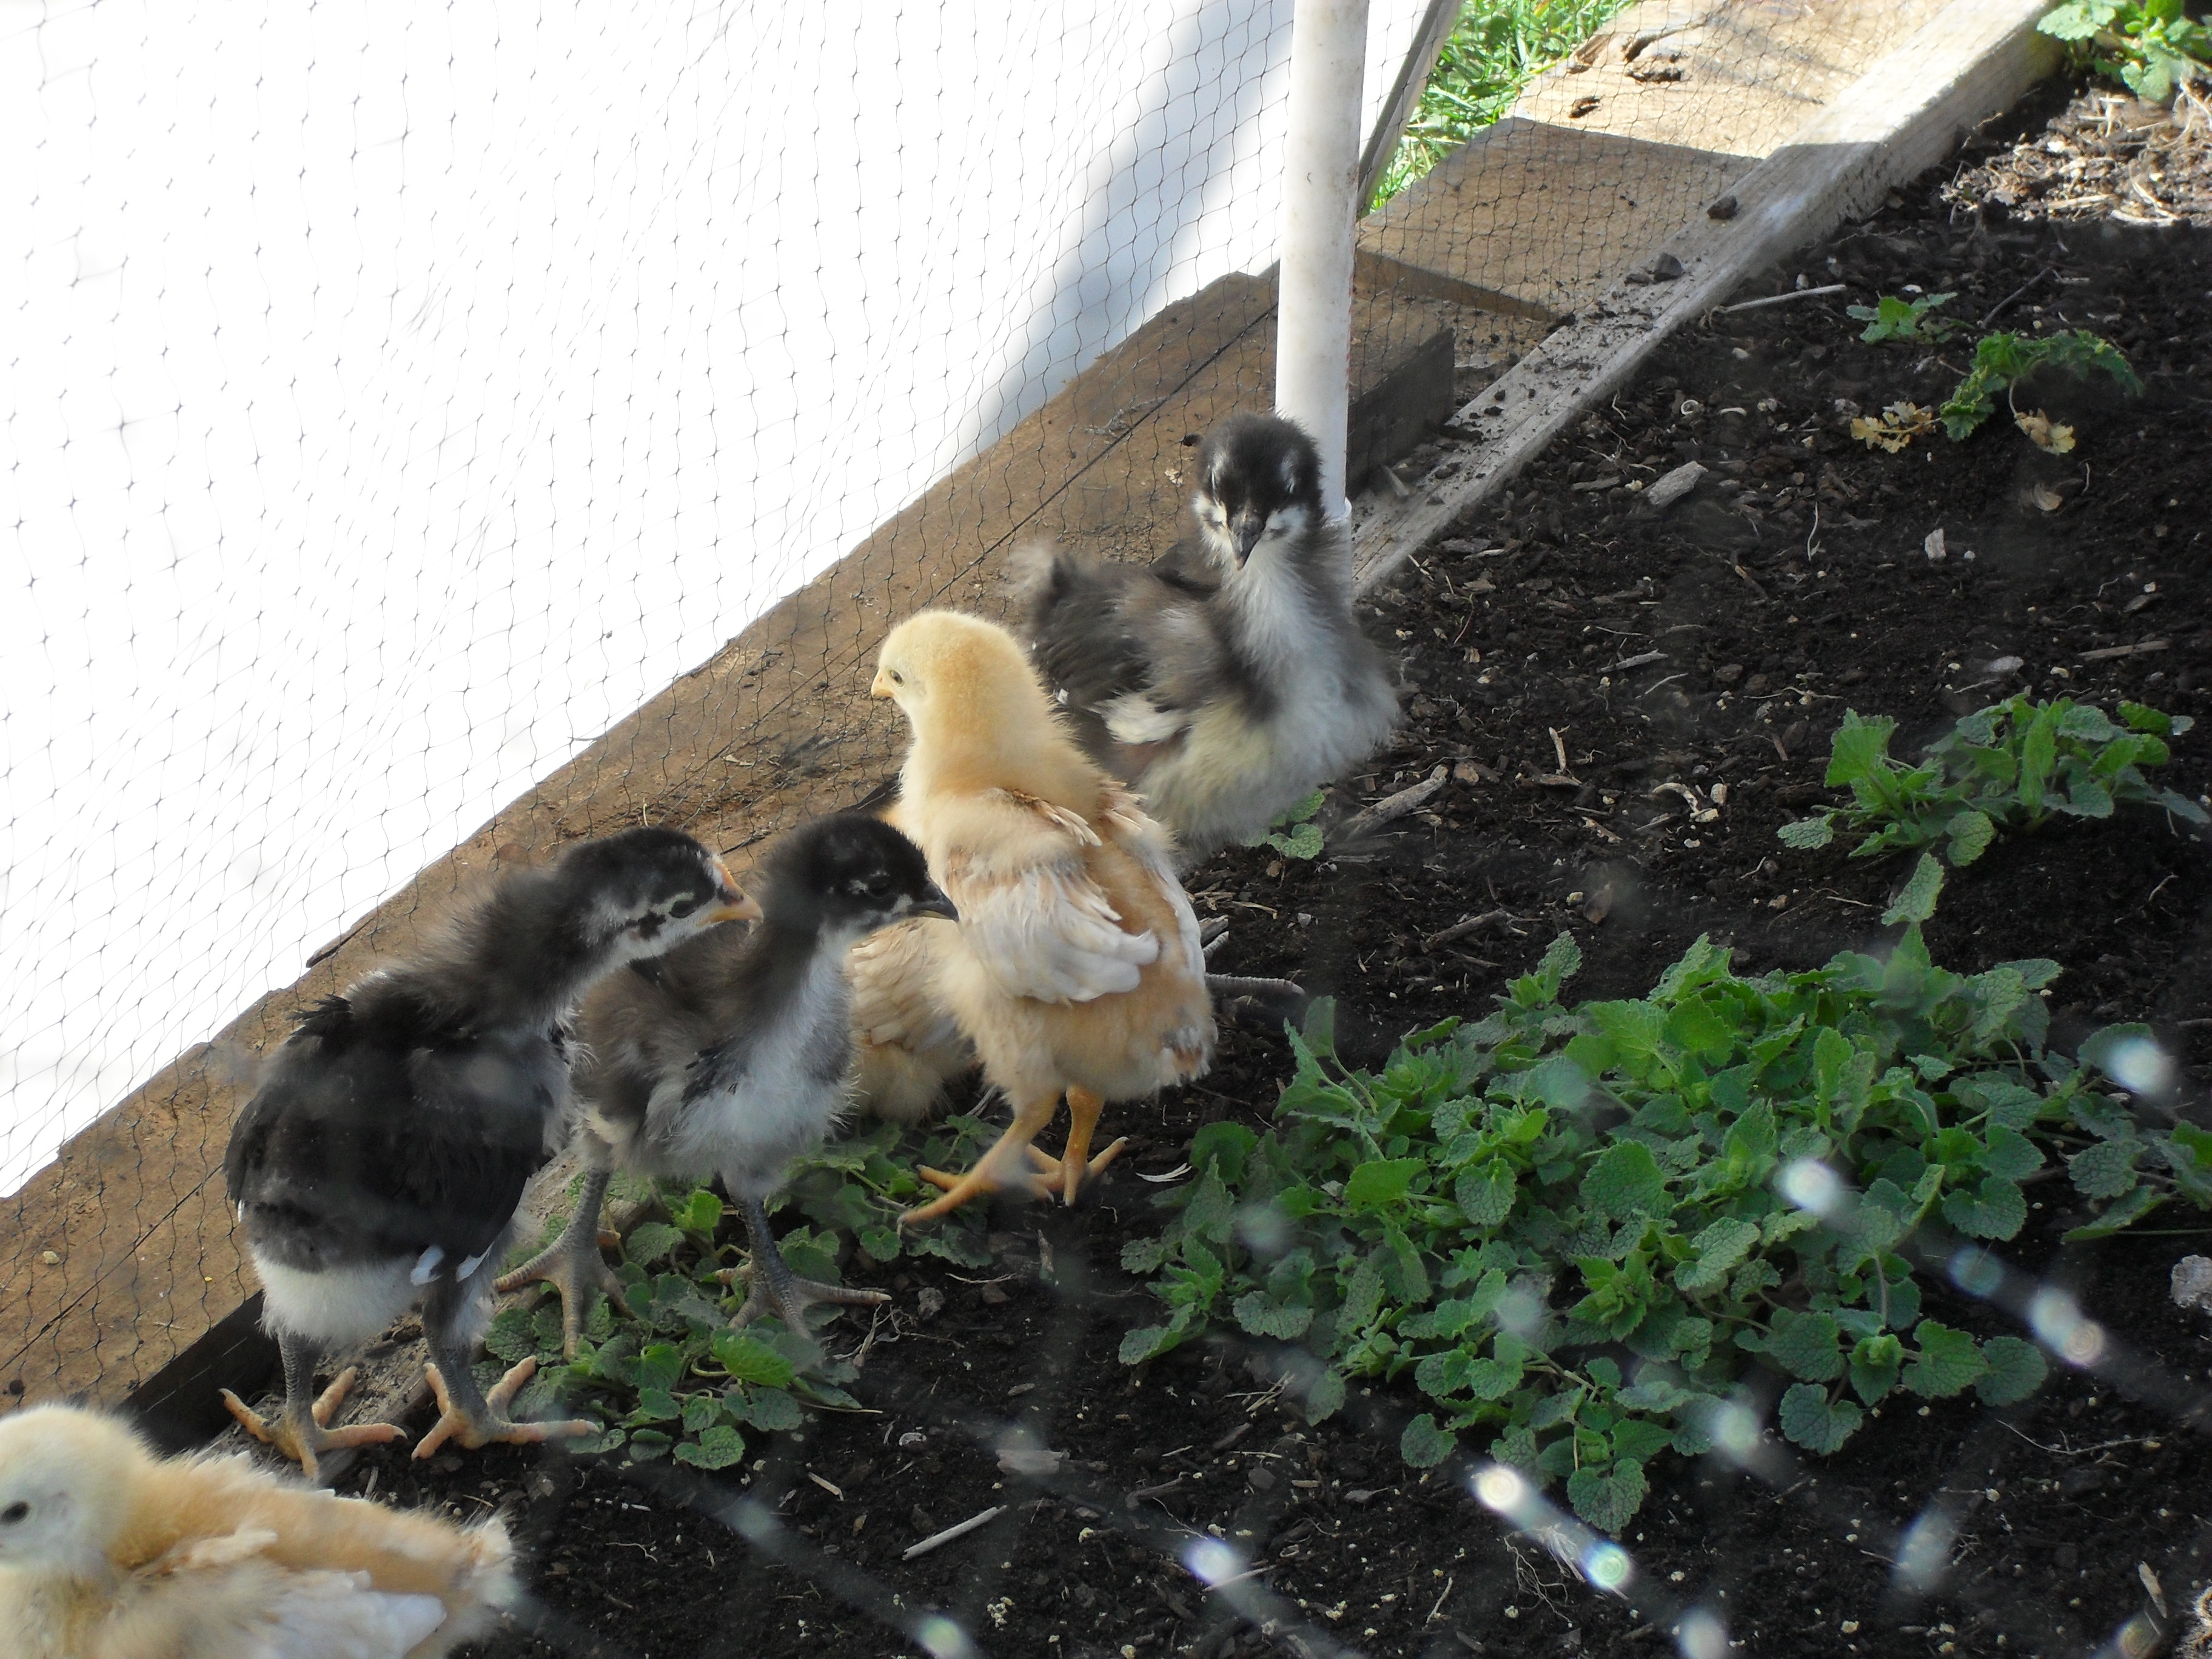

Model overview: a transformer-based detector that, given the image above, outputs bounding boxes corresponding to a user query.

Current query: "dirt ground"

[313,79,2212,1659]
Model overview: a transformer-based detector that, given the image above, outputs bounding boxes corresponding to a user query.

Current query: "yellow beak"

[705,859,763,923]
[868,668,893,699]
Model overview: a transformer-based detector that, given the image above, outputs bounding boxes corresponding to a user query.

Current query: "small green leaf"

[1778,1384,1863,1454]
[1232,1291,1315,1341]
[624,1222,685,1267]
[1905,1320,1987,1398]
[623,1428,674,1461]
[712,1331,798,1389]
[1583,1141,1667,1221]
[674,1424,748,1470]
[1344,1158,1424,1211]
[2068,1137,2142,1201]
[1883,854,1945,925]
[1304,1367,1347,1424]
[1946,809,1995,865]
[1975,1336,2047,1406]
[1763,1310,1845,1382]
[1675,1217,1760,1294]
[1455,1159,1518,1229]
[1566,1457,1649,1532]
[1401,1413,1457,1468]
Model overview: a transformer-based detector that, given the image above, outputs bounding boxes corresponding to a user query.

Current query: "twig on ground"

[1337,766,1449,840]
[1424,910,1512,951]
[902,1504,1006,1560]
[1712,283,1847,315]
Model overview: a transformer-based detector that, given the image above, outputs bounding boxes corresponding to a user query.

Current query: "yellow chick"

[868,611,1215,1221]
[0,1405,514,1659]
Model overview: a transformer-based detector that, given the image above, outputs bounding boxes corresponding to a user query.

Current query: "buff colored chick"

[0,1404,514,1659]
[868,611,1214,1221]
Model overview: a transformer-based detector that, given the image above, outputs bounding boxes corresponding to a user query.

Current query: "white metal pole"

[1276,0,1370,520]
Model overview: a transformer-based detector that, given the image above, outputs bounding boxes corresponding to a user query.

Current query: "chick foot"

[903,1093,1064,1224]
[492,1170,631,1359]
[414,1358,596,1460]
[221,1362,405,1483]
[1021,1085,1125,1204]
[723,1195,889,1333]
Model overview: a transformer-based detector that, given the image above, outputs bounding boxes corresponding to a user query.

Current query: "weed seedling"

[1244,788,1327,860]
[1122,930,2208,1533]
[2039,0,2211,102]
[1848,291,1958,344]
[1939,329,2141,441]
[1779,697,2203,865]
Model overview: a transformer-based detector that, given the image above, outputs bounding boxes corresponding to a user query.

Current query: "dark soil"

[369,80,2212,1659]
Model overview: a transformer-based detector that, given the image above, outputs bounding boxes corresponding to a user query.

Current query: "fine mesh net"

[8,6,2187,1659]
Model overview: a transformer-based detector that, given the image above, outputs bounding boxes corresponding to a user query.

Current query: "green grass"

[1372,0,1637,207]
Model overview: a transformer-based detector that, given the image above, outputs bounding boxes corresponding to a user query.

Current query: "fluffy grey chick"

[221,826,749,1478]
[498,813,952,1351]
[1013,412,1396,861]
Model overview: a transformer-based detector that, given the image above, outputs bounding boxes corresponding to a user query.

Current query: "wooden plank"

[1357,0,1954,320]
[1356,0,1466,211]
[1352,0,2060,592]
[0,264,1461,1416]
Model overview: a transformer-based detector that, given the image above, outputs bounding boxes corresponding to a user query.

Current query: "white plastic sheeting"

[0,0,1427,1191]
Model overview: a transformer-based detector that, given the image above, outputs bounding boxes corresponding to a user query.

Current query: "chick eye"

[888,669,904,685]
[1,1501,28,1524]
[667,896,701,920]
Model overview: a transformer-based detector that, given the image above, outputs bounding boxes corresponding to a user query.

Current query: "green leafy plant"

[1848,292,1958,344]
[1938,329,2141,441]
[2039,0,2211,102]
[1779,699,2204,865]
[1244,789,1327,860]
[493,1115,997,1467]
[1122,929,2210,1532]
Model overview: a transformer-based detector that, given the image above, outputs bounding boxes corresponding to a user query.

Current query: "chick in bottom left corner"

[0,1403,514,1659]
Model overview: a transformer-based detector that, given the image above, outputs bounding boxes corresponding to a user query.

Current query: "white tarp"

[0,0,1426,1193]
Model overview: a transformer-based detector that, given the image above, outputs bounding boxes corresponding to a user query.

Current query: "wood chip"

[1605,649,1667,672]
[807,1471,843,1498]
[2079,640,2168,661]
[902,1504,1007,1560]
[997,1447,1067,1478]
[1644,461,1706,509]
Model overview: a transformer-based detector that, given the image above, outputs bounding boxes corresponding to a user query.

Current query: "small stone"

[1708,194,1739,220]
[1248,1465,1277,1491]
[39,1251,60,1266]
[916,1286,947,1318]
[2172,1255,2212,1312]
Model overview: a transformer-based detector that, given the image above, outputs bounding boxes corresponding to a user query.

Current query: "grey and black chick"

[221,827,749,1478]
[1013,412,1397,862]
[498,813,951,1351]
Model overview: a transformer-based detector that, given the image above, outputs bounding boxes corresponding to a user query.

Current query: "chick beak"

[705,860,762,923]
[908,886,959,923]
[869,668,894,699]
[1232,515,1263,563]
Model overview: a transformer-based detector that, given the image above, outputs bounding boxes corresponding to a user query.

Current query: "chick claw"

[725,1264,891,1333]
[493,1227,634,1360]
[1024,1135,1128,1205]
[412,1358,597,1460]
[902,1155,1061,1224]
[220,1367,405,1481]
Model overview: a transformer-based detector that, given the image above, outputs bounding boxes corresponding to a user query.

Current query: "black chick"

[1013,412,1397,861]
[221,826,750,1476]
[498,814,951,1350]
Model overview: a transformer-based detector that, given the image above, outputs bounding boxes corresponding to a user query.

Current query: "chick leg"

[221,1333,406,1481]
[728,1194,890,1332]
[903,1088,1063,1224]
[413,1277,597,1460]
[492,1166,632,1359]
[1021,1085,1126,1205]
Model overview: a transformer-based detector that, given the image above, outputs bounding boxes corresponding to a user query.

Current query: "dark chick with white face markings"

[498,813,952,1349]
[220,825,751,1478]
[1011,411,1398,862]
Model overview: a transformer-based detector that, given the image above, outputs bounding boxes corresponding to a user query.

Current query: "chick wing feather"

[931,788,1160,1004]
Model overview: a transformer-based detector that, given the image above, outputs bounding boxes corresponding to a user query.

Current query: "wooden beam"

[1351,0,2060,592]
[1356,0,1465,213]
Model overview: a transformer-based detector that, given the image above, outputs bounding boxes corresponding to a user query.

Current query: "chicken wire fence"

[4,0,2173,1654]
